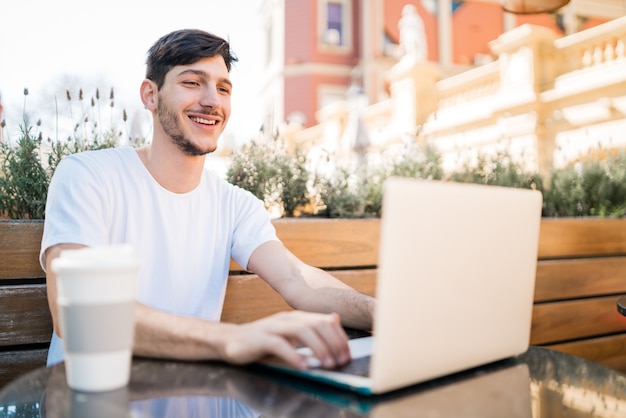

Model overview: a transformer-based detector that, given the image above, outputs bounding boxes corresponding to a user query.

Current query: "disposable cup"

[51,244,139,392]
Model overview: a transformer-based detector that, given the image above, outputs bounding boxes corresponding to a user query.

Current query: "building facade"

[260,0,617,138]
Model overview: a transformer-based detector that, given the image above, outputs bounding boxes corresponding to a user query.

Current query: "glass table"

[2,346,626,417]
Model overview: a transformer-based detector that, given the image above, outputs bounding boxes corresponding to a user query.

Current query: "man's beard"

[157,99,216,157]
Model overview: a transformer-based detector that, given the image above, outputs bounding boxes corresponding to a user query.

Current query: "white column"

[361,0,372,99]
[438,0,452,66]
[503,8,516,32]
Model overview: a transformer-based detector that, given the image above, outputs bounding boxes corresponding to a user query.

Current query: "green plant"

[226,140,310,217]
[449,150,544,191]
[227,141,550,219]
[543,153,626,217]
[316,143,444,218]
[226,138,626,219]
[0,125,48,219]
[318,164,370,218]
[0,87,137,219]
[387,143,444,181]
[60,87,129,146]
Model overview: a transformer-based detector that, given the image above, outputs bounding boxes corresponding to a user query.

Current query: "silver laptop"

[260,177,543,395]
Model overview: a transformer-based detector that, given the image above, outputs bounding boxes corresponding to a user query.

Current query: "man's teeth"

[191,116,216,125]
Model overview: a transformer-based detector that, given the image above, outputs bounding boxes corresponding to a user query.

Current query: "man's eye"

[184,81,200,86]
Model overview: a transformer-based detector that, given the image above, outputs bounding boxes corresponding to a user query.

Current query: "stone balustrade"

[284,16,626,178]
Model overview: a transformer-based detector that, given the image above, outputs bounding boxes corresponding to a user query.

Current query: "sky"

[0,0,265,147]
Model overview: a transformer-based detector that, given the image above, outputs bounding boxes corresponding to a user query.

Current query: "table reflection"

[523,348,626,417]
[1,346,626,417]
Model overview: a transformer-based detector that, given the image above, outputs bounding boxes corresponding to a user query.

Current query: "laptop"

[259,177,543,395]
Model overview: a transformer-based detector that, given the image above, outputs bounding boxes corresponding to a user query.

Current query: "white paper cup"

[51,244,139,392]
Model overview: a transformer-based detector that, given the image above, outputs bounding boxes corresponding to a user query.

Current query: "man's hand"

[217,311,351,370]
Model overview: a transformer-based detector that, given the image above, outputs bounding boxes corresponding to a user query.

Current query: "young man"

[41,29,375,371]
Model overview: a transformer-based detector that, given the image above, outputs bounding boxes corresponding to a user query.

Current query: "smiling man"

[40,29,375,371]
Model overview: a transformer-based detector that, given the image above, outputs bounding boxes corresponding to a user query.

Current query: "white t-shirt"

[41,147,278,365]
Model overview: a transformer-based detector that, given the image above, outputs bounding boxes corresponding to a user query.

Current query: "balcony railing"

[284,16,626,177]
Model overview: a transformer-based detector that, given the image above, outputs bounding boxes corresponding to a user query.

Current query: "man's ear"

[140,79,158,111]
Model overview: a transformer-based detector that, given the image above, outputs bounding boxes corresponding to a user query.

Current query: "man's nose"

[200,85,220,109]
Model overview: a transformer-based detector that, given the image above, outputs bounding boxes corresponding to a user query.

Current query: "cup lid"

[51,244,139,272]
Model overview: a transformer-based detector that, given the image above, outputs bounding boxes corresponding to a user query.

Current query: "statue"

[398,4,428,63]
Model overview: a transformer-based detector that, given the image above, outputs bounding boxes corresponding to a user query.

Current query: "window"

[327,2,343,46]
[319,0,352,51]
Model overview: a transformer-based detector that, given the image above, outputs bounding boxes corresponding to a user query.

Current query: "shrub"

[227,142,548,218]
[543,153,626,217]
[0,126,49,219]
[0,87,138,219]
[226,140,310,217]
[387,143,444,181]
[226,140,626,219]
[449,150,544,191]
[317,164,370,218]
[315,143,444,218]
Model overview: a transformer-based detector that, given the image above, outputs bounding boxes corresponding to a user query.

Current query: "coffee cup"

[51,244,139,392]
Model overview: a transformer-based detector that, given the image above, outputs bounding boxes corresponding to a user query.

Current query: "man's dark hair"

[146,29,238,88]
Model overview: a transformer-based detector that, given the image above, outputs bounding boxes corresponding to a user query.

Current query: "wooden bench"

[3,217,626,390]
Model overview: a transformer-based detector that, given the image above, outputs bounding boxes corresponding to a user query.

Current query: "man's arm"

[247,240,376,331]
[45,243,352,370]
[132,304,350,369]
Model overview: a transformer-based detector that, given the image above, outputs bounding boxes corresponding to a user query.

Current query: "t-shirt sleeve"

[229,187,280,271]
[39,153,110,270]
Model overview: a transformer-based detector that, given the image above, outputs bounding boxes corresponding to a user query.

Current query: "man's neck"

[136,142,206,194]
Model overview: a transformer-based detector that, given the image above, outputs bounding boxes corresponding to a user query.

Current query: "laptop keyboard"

[333,355,371,377]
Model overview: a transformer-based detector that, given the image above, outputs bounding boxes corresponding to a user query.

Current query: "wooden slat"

[530,296,626,345]
[0,218,380,276]
[8,217,626,271]
[222,269,377,324]
[274,219,380,268]
[535,256,626,302]
[6,217,626,273]
[546,333,626,374]
[538,218,626,259]
[229,218,381,272]
[0,348,48,390]
[221,274,290,323]
[0,284,53,347]
[0,220,45,280]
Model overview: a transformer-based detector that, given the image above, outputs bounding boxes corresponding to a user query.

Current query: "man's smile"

[190,116,217,125]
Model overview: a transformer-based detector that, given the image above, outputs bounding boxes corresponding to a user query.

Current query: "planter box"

[0,220,49,390]
[0,220,45,280]
[533,218,626,372]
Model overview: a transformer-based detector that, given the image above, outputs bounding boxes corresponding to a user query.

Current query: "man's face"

[156,55,232,156]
